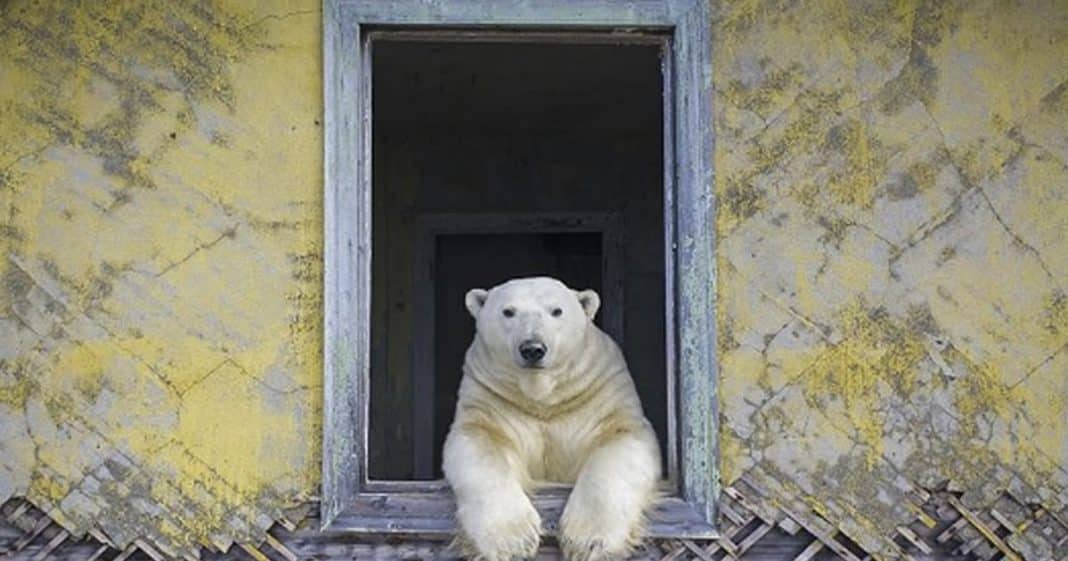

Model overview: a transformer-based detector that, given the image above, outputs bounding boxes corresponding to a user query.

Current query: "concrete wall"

[0,0,1064,558]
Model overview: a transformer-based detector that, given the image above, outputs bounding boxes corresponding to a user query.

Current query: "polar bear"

[443,277,661,561]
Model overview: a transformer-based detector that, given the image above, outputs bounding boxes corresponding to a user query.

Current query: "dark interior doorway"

[368,39,665,480]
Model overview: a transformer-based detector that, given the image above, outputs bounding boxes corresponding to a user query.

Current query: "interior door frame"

[409,212,625,479]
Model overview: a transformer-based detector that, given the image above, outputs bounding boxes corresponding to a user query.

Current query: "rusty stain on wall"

[0,0,1065,559]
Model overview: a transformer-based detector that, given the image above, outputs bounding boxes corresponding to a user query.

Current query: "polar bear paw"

[456,498,542,561]
[559,500,641,561]
[559,531,637,561]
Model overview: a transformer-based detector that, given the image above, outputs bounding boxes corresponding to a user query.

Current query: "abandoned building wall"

[0,0,1064,559]
[0,1,323,555]
[713,1,1066,558]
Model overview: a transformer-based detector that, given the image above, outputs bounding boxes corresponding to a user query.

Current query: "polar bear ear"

[465,288,489,319]
[575,289,601,320]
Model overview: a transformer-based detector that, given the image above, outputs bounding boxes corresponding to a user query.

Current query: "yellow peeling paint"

[0,0,1065,559]
[1,0,322,555]
[715,0,1067,558]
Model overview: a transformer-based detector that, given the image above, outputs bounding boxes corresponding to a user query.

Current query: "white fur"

[443,277,661,561]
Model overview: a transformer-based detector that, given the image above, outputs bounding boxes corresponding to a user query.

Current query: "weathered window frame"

[322,0,717,538]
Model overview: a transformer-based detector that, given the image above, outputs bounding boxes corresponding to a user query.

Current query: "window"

[323,0,716,538]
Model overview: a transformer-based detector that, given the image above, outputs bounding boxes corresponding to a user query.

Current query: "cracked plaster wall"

[714,1,1066,558]
[0,0,322,556]
[0,0,1065,559]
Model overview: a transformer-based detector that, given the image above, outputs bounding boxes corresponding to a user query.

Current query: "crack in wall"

[975,187,1061,290]
[155,226,237,278]
[238,9,320,33]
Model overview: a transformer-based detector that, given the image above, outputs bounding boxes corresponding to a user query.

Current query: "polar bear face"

[465,277,600,372]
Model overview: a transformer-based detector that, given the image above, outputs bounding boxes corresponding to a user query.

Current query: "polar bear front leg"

[443,428,541,561]
[559,429,660,561]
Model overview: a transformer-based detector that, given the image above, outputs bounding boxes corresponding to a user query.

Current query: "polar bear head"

[465,277,600,372]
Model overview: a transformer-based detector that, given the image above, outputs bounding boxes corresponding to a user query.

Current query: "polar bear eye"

[551,307,563,317]
[502,308,515,318]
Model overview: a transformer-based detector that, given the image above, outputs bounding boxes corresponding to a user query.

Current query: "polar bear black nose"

[518,341,547,363]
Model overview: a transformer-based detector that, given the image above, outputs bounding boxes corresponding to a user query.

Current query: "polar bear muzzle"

[517,339,547,367]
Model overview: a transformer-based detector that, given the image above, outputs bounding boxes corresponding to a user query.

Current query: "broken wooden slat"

[718,500,751,527]
[947,495,1023,561]
[238,542,271,561]
[264,533,299,561]
[134,538,167,561]
[936,517,969,543]
[11,515,51,552]
[905,501,939,529]
[679,538,716,561]
[30,529,69,561]
[5,500,30,524]
[85,544,110,561]
[274,517,297,532]
[735,522,774,556]
[990,508,1022,533]
[790,539,824,561]
[1046,507,1068,531]
[895,526,932,555]
[655,540,689,561]
[87,529,116,549]
[111,544,138,561]
[723,484,779,526]
[766,506,863,561]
